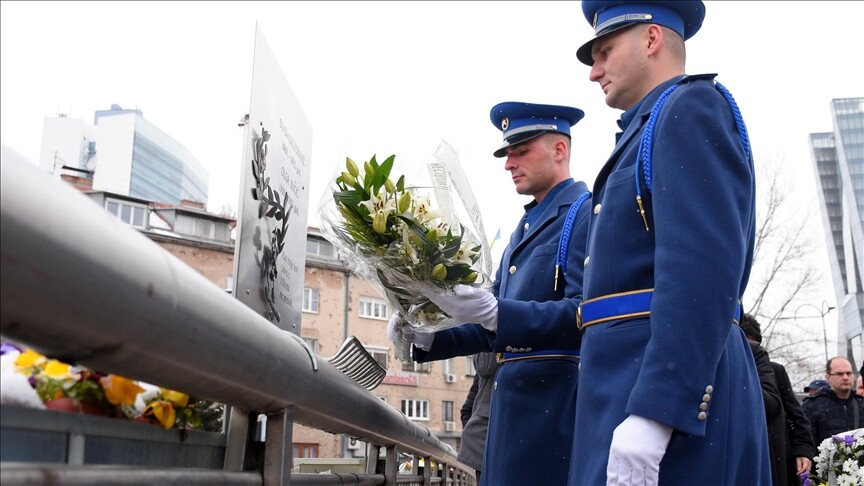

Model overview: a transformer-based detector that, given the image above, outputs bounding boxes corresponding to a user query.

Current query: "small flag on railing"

[489,228,502,250]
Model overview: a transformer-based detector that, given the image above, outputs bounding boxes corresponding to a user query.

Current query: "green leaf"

[333,189,363,206]
[370,154,395,195]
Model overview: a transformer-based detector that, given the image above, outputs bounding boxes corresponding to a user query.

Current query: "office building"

[809,97,864,365]
[39,104,209,205]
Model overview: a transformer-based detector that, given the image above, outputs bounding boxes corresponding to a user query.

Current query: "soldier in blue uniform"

[388,101,592,485]
[568,1,772,485]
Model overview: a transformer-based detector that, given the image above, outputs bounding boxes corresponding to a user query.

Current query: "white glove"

[387,314,434,351]
[607,415,673,486]
[421,284,498,332]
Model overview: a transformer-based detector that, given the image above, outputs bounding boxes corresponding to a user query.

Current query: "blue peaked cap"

[490,102,585,158]
[577,0,705,65]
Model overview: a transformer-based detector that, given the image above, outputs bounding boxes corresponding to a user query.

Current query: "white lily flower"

[453,239,478,265]
[412,196,441,223]
[359,190,397,217]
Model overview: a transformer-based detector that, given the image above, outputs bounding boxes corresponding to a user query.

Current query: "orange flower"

[100,375,145,406]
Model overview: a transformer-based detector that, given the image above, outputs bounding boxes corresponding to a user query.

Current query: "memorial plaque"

[233,25,312,334]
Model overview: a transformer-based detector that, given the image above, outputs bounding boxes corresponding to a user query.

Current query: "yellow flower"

[15,349,44,368]
[144,400,177,429]
[43,360,72,378]
[160,389,189,408]
[100,375,145,406]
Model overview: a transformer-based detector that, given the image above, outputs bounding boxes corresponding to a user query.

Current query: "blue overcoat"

[568,75,772,485]
[415,179,591,486]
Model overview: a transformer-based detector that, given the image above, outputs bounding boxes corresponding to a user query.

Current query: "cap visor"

[576,23,640,66]
[492,131,547,158]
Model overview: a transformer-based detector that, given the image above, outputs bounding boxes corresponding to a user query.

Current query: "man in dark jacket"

[741,314,815,486]
[802,356,864,446]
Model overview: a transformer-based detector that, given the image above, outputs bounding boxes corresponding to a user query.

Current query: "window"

[366,346,389,370]
[464,357,476,376]
[359,296,388,320]
[175,214,215,239]
[306,238,335,258]
[105,199,147,228]
[303,288,319,313]
[302,337,318,354]
[401,399,429,420]
[442,401,454,422]
[402,361,431,373]
[293,443,319,458]
[442,359,453,374]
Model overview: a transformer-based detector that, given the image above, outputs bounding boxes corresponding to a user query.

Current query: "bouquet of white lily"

[318,142,492,361]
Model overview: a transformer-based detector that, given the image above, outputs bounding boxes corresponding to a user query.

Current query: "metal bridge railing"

[0,145,475,486]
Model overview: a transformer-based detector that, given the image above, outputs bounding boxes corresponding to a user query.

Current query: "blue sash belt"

[496,349,580,364]
[577,288,741,330]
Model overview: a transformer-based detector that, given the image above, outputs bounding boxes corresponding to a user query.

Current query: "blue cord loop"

[634,78,752,231]
[554,190,591,291]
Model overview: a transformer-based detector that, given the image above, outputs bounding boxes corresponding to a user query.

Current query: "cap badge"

[593,11,598,28]
[501,117,509,131]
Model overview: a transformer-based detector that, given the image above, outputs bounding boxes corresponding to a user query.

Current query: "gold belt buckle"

[496,352,504,363]
[576,303,583,330]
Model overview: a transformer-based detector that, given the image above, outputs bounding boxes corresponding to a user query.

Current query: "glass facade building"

[39,105,208,205]
[809,97,864,365]
[93,105,208,204]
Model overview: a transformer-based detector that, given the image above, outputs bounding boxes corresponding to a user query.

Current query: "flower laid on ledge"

[321,154,488,346]
[0,343,222,432]
[801,428,863,486]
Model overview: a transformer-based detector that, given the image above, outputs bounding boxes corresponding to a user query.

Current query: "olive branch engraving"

[251,124,292,322]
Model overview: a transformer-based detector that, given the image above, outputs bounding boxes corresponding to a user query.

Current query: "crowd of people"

[386,1,861,485]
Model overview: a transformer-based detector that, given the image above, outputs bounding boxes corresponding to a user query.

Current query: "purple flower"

[799,470,811,486]
[832,434,856,445]
[0,342,23,355]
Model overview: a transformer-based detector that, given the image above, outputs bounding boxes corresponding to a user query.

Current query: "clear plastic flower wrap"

[317,141,493,361]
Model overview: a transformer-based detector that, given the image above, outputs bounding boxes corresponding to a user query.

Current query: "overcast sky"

[2,1,860,350]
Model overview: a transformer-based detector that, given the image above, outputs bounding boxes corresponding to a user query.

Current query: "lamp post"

[795,301,836,363]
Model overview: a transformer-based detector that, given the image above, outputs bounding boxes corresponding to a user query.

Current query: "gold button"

[526,347,532,352]
[583,256,590,267]
[505,346,513,352]
[509,266,517,274]
[524,222,529,231]
[702,394,711,402]
[697,412,707,421]
[705,385,713,393]
[593,204,602,214]
[699,403,708,411]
